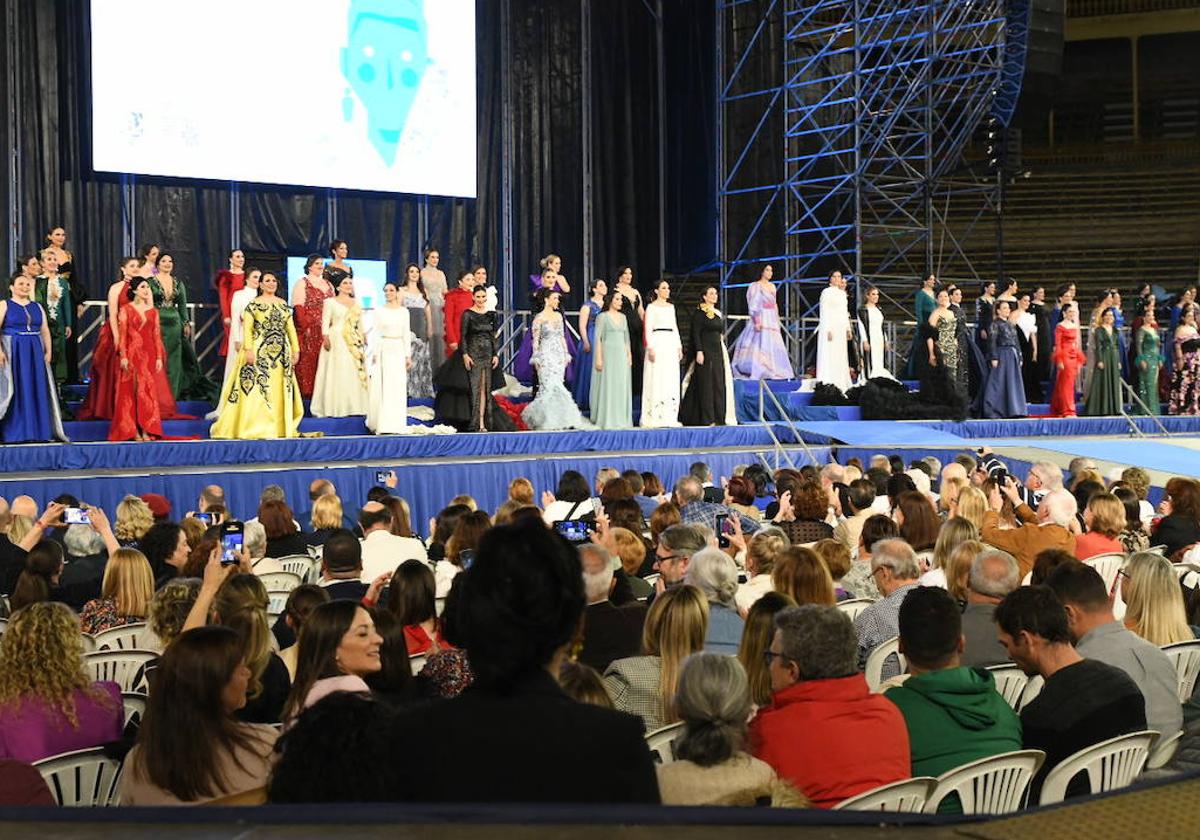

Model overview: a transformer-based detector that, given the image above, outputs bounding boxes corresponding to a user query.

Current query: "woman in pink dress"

[291,254,334,399]
[730,264,795,380]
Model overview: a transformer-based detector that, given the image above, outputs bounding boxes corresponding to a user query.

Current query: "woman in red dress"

[1051,301,1087,417]
[109,278,178,441]
[78,257,140,420]
[215,248,246,357]
[291,254,334,399]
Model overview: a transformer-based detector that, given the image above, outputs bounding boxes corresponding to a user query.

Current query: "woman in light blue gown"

[590,291,633,429]
[522,289,588,431]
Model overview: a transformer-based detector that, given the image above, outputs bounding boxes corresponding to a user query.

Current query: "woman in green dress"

[151,253,219,402]
[1134,308,1162,415]
[903,273,938,378]
[1084,307,1123,416]
[589,290,632,429]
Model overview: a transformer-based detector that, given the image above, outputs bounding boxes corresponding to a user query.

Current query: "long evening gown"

[572,299,603,412]
[815,285,853,391]
[1050,323,1086,417]
[421,266,448,360]
[208,286,259,419]
[1031,300,1053,395]
[433,310,512,432]
[1084,326,1123,416]
[975,296,995,353]
[109,307,176,442]
[523,317,587,430]
[366,306,410,434]
[211,302,303,439]
[293,277,332,399]
[1015,311,1043,403]
[680,308,736,426]
[0,301,68,442]
[58,259,83,384]
[731,283,794,379]
[1169,327,1200,416]
[34,274,71,383]
[442,288,473,357]
[152,276,218,402]
[980,320,1027,418]
[215,270,245,357]
[590,312,633,430]
[856,305,894,379]
[404,292,433,398]
[641,303,682,427]
[311,299,369,417]
[619,289,644,396]
[903,289,936,378]
[1134,327,1162,415]
[920,314,958,408]
[78,282,131,420]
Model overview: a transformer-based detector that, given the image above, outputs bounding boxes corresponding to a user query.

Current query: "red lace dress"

[215,270,245,356]
[77,281,131,420]
[294,277,333,398]
[108,306,178,441]
[1050,322,1087,417]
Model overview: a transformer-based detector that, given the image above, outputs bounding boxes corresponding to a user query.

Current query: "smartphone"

[220,521,245,566]
[63,507,91,525]
[192,511,214,525]
[555,520,590,543]
[715,513,730,549]
[376,470,390,485]
[459,549,476,570]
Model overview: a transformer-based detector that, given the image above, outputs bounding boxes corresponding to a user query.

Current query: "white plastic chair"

[266,590,291,618]
[1147,730,1183,770]
[277,555,314,581]
[1018,674,1044,710]
[121,692,147,729]
[836,598,875,621]
[644,721,685,765]
[924,749,1045,814]
[1161,639,1200,702]
[89,622,150,652]
[257,570,302,593]
[985,664,1030,711]
[1083,553,1126,593]
[864,636,907,692]
[0,617,6,635]
[84,650,155,695]
[1038,730,1157,806]
[434,597,445,617]
[833,776,938,812]
[409,653,427,675]
[34,747,123,806]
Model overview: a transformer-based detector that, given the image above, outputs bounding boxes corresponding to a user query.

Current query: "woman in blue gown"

[572,278,606,413]
[0,271,68,442]
[979,299,1027,419]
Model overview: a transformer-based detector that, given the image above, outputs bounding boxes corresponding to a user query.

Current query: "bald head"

[968,549,1020,602]
[199,485,225,511]
[310,479,335,501]
[10,495,37,519]
[358,500,393,534]
[941,462,967,485]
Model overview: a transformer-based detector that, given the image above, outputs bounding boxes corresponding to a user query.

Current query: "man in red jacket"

[442,270,477,357]
[750,604,911,808]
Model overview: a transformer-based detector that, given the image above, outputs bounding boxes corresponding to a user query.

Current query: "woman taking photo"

[121,626,278,805]
[590,290,634,429]
[285,600,382,719]
[572,279,607,412]
[641,279,683,427]
[680,286,736,426]
[366,281,412,435]
[400,263,434,398]
[523,288,587,430]
[311,274,369,417]
[291,254,333,399]
[0,267,69,442]
[79,548,155,635]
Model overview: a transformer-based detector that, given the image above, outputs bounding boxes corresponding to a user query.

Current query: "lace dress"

[522,318,587,430]
[404,292,433,398]
[1169,327,1200,415]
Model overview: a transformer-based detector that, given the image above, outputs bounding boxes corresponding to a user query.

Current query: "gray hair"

[674,653,751,767]
[922,456,942,477]
[594,467,619,491]
[579,544,615,602]
[684,547,739,608]
[871,538,920,580]
[673,476,704,505]
[63,524,104,558]
[660,523,707,557]
[259,484,286,505]
[1040,488,1078,527]
[969,548,1020,598]
[243,520,267,559]
[1068,456,1096,477]
[821,463,845,484]
[1030,461,1064,491]
[775,605,858,680]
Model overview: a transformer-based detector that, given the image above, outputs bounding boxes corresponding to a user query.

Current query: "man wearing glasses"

[852,538,921,678]
[650,524,707,598]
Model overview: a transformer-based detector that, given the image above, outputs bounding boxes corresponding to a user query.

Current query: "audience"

[316,530,370,601]
[736,591,797,708]
[437,510,490,598]
[385,559,448,655]
[114,495,155,547]
[982,486,1077,578]
[853,538,920,677]
[919,517,977,589]
[684,547,744,655]
[652,524,707,596]
[812,539,853,600]
[78,547,155,635]
[606,527,653,599]
[364,609,418,705]
[894,491,939,560]
[1074,493,1125,560]
[541,470,597,523]
[1153,477,1200,559]
[842,514,897,599]
[1121,551,1193,646]
[148,577,202,652]
[1113,487,1151,554]
[285,600,382,719]
[142,521,191,588]
[772,545,835,607]
[960,548,1020,668]
[278,585,330,680]
[833,479,875,553]
[578,544,646,672]
[305,493,344,548]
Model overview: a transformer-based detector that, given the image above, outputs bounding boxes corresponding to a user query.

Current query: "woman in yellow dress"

[210,272,303,440]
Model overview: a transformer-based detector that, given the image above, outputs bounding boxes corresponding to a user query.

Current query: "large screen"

[90,0,476,198]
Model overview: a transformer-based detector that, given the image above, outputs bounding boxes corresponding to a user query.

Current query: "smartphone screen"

[715,513,730,548]
[220,521,245,565]
[376,470,390,484]
[459,549,476,570]
[555,520,589,543]
[193,511,213,524]
[63,507,91,525]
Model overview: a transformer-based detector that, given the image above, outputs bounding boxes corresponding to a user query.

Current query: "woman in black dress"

[614,266,644,395]
[433,286,514,432]
[679,286,733,426]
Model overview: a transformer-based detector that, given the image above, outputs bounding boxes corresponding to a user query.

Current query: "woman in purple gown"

[731,265,794,380]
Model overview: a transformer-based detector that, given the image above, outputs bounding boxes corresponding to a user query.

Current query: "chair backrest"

[925,749,1045,814]
[1038,730,1156,806]
[864,636,907,692]
[257,570,302,593]
[84,650,156,695]
[409,653,428,675]
[0,617,6,635]
[89,622,151,652]
[1084,553,1125,593]
[121,692,147,729]
[836,598,875,621]
[276,555,314,581]
[985,664,1030,712]
[1161,640,1200,702]
[644,722,685,765]
[833,776,938,812]
[266,590,290,618]
[34,747,124,806]
[1147,729,1183,771]
[1018,674,1044,710]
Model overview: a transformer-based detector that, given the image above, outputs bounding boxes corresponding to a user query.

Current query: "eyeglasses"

[656,553,682,563]
[763,650,787,667]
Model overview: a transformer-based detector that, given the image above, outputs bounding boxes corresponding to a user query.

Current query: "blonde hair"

[508,478,535,506]
[1121,467,1151,501]
[933,517,979,572]
[1123,552,1192,645]
[956,487,988,531]
[211,574,272,699]
[1086,493,1125,539]
[0,602,108,727]
[449,494,477,511]
[812,539,851,581]
[643,585,708,724]
[607,527,646,576]
[311,493,344,530]
[115,495,154,542]
[737,592,797,707]
[772,546,835,606]
[946,539,984,602]
[179,517,206,550]
[8,514,33,544]
[746,530,787,577]
[100,548,155,620]
[149,578,201,648]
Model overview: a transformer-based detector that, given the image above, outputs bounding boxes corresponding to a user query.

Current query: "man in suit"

[577,544,646,672]
[389,518,660,803]
[981,483,1077,578]
[318,529,369,601]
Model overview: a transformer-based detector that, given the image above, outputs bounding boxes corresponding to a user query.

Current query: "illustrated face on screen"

[342,0,430,166]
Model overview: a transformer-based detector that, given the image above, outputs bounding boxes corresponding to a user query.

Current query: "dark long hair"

[387,559,437,626]
[130,626,271,802]
[403,263,427,301]
[10,541,64,612]
[364,608,413,697]
[284,600,362,721]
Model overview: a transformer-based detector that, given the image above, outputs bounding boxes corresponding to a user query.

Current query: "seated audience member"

[689,461,724,504]
[853,538,920,677]
[0,759,54,805]
[358,501,427,583]
[79,547,155,635]
[578,544,646,672]
[724,476,762,523]
[241,521,279,575]
[674,476,761,535]
[1074,492,1126,560]
[285,600,382,719]
[812,539,853,600]
[557,660,615,709]
[960,548,1020,668]
[389,518,660,803]
[436,510,490,598]
[0,602,123,763]
[305,493,344,548]
[59,508,121,610]
[772,545,835,607]
[259,499,307,559]
[771,480,833,545]
[379,496,428,549]
[425,503,469,566]
[1119,467,1155,530]
[147,577,202,659]
[1030,547,1075,585]
[652,524,708,597]
[623,470,659,520]
[605,584,709,732]
[750,604,910,808]
[1121,551,1194,646]
[982,486,1077,578]
[954,486,988,532]
[736,529,786,612]
[919,517,978,590]
[994,585,1147,800]
[833,479,876,553]
[841,513,898,600]
[541,470,597,524]
[114,495,154,548]
[1112,487,1150,555]
[685,547,744,655]
[121,626,278,805]
[894,491,939,562]
[606,527,653,600]
[278,585,330,680]
[269,692,401,803]
[365,609,421,706]
[141,521,191,589]
[1045,561,1182,739]
[658,653,804,807]
[317,530,370,601]
[385,559,447,655]
[885,588,1021,813]
[977,449,1062,510]
[419,576,474,699]
[943,539,983,606]
[139,493,172,523]
[737,592,798,707]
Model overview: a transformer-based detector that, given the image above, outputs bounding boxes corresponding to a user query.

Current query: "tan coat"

[980,505,1076,578]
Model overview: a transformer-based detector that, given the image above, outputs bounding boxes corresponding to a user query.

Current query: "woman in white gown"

[855,285,895,380]
[311,275,369,417]
[208,267,261,419]
[641,279,682,427]
[522,289,588,430]
[366,281,412,434]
